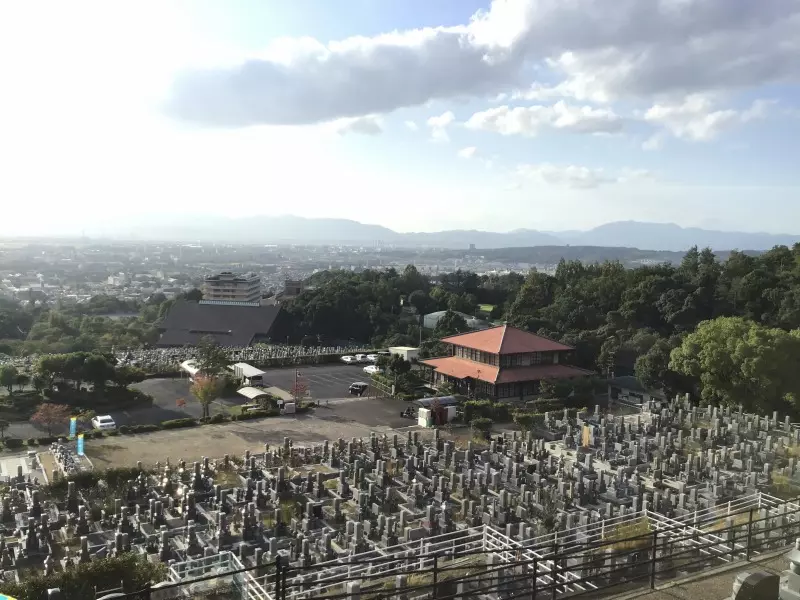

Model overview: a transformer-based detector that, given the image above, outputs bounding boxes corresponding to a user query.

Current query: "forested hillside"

[284,245,800,415]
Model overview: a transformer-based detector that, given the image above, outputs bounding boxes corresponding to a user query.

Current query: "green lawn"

[478,304,495,313]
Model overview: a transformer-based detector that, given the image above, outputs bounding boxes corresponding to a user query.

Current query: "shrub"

[130,424,160,434]
[234,409,274,421]
[37,436,57,445]
[107,429,119,436]
[4,438,23,449]
[25,437,37,446]
[209,413,227,424]
[530,398,564,414]
[0,552,167,600]
[160,418,198,430]
[470,417,493,433]
[118,425,131,434]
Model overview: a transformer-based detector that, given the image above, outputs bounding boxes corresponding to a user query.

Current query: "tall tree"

[670,317,800,413]
[0,365,18,394]
[196,336,229,377]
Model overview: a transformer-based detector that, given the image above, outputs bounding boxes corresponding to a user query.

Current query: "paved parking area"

[127,377,242,425]
[262,364,370,400]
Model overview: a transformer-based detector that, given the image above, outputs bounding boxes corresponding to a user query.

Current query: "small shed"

[237,386,271,402]
[229,362,266,385]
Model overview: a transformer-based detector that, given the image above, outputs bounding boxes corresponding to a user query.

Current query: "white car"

[91,415,116,430]
[355,354,369,363]
[366,354,379,362]
[341,355,357,364]
[363,365,383,375]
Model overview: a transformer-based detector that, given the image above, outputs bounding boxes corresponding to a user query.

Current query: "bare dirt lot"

[86,407,414,469]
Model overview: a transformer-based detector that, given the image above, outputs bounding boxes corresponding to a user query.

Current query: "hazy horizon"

[2,1,799,236]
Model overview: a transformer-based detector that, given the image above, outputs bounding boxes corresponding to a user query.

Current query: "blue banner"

[69,417,77,439]
[77,433,84,456]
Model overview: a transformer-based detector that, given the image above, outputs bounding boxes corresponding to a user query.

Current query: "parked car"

[341,355,357,364]
[363,365,383,375]
[91,415,116,430]
[349,382,369,396]
[366,353,379,362]
[355,354,369,363]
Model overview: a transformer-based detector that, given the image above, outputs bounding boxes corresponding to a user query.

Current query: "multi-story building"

[203,271,261,304]
[420,324,594,401]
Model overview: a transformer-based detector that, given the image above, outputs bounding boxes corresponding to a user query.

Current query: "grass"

[708,511,752,532]
[770,473,800,500]
[603,517,652,551]
[478,304,495,313]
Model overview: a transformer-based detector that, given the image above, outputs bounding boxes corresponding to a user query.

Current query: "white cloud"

[644,95,770,142]
[405,120,419,131]
[328,114,383,135]
[517,163,653,189]
[166,0,800,126]
[458,146,477,159]
[466,101,623,136]
[427,110,455,142]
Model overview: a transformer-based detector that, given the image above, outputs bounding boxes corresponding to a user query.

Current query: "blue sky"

[1,0,799,236]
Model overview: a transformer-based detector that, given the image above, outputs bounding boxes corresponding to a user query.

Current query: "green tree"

[112,365,146,388]
[82,354,115,391]
[196,336,229,377]
[14,372,30,392]
[670,317,800,413]
[0,419,8,441]
[433,310,468,338]
[0,365,18,394]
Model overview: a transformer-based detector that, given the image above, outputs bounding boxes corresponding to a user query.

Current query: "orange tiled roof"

[419,357,499,384]
[419,356,594,384]
[441,324,574,354]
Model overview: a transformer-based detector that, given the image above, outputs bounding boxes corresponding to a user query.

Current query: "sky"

[1,0,800,236]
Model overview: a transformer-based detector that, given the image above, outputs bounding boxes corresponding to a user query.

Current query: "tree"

[82,354,114,391]
[290,381,309,405]
[0,419,8,441]
[182,288,204,302]
[190,375,222,419]
[196,336,229,377]
[388,355,411,376]
[30,403,71,436]
[433,310,468,338]
[112,365,146,388]
[14,372,30,392]
[0,365,17,394]
[670,317,800,414]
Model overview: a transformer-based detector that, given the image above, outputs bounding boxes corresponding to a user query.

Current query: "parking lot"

[262,364,371,400]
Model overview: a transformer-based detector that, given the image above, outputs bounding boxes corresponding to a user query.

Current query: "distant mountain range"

[93,216,799,252]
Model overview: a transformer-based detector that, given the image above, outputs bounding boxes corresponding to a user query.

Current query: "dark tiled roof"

[157,301,282,347]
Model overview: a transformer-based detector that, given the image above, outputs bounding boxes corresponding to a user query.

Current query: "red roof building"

[420,324,594,401]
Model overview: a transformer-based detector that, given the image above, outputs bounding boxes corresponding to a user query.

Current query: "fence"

[81,492,800,600]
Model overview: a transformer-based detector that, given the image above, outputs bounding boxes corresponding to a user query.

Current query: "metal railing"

[87,493,800,600]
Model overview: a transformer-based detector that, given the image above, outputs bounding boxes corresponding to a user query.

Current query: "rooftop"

[157,300,281,347]
[441,324,574,354]
[419,356,592,384]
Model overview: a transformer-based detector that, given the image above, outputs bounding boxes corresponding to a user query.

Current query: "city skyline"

[1,0,799,236]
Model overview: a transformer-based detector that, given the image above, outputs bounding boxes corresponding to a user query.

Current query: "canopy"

[237,386,271,401]
[414,395,459,408]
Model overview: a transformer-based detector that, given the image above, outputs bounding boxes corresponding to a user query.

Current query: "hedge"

[0,552,166,600]
[160,418,199,430]
[4,438,23,449]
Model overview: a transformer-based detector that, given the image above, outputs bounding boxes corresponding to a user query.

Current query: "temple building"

[420,324,594,401]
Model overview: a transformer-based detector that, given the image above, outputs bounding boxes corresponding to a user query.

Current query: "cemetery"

[3,395,800,599]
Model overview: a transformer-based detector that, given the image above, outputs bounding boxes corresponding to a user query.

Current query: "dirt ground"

[85,413,408,469]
